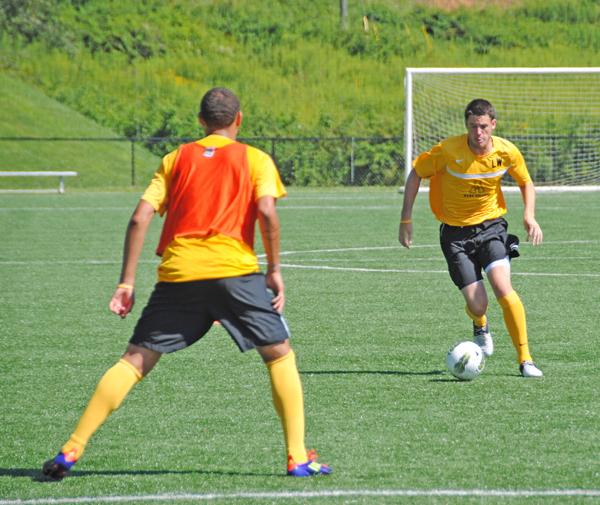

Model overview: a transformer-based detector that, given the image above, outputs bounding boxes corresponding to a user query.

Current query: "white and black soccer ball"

[446,341,485,381]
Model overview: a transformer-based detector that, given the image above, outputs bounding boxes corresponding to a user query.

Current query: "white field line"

[0,207,133,211]
[2,488,600,504]
[278,245,436,255]
[3,205,600,212]
[0,260,154,266]
[0,241,598,279]
[271,263,600,278]
[0,205,399,212]
[270,240,598,258]
[279,205,397,209]
[283,256,595,262]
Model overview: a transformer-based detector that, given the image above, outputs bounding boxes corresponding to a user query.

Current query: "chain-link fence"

[0,136,405,187]
[3,133,599,188]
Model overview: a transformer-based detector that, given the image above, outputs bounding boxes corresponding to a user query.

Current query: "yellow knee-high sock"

[60,359,142,460]
[266,350,307,463]
[465,306,487,328]
[497,291,533,363]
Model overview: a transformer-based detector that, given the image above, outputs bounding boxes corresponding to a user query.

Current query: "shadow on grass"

[301,369,445,376]
[0,467,277,482]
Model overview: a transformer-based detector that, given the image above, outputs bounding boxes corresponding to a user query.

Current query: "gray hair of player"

[464,99,496,122]
[199,87,241,129]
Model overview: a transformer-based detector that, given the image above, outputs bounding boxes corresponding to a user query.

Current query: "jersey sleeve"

[141,149,178,215]
[413,143,446,179]
[506,145,532,186]
[247,146,287,200]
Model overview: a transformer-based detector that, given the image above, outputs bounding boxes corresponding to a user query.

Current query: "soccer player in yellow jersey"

[42,87,330,480]
[399,99,544,378]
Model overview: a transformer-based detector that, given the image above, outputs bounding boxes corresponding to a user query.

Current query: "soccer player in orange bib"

[42,87,330,479]
[399,99,544,378]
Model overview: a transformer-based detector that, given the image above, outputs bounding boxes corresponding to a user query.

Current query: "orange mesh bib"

[156,141,256,255]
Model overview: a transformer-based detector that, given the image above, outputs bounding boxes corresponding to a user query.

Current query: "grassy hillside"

[1,0,598,186]
[0,73,160,189]
[2,0,598,138]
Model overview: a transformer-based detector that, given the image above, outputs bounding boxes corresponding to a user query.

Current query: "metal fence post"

[130,139,135,186]
[350,137,355,184]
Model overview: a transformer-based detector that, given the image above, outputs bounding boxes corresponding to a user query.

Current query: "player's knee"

[258,339,291,363]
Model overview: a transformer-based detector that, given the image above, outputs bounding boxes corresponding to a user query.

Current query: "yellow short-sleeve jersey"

[141,134,287,282]
[413,134,531,226]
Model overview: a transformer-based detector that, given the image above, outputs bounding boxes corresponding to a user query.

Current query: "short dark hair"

[199,87,240,129]
[464,99,496,122]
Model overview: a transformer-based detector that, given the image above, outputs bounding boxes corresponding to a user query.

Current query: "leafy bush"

[1,0,598,185]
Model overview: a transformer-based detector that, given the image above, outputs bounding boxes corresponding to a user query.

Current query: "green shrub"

[1,0,598,186]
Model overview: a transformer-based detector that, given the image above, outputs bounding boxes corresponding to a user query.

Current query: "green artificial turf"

[0,188,598,504]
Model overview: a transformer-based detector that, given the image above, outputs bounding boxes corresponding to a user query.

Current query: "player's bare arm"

[519,182,543,245]
[109,200,156,318]
[398,169,422,249]
[257,195,285,313]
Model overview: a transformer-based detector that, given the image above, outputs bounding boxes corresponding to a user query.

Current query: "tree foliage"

[1,0,598,185]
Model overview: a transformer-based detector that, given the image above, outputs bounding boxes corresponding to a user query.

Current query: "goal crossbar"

[404,67,600,190]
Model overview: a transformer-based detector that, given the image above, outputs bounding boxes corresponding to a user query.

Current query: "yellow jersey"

[413,134,532,226]
[142,134,287,282]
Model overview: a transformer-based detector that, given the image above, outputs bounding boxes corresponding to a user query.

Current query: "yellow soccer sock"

[465,306,487,328]
[60,359,142,460]
[266,350,307,464]
[497,291,533,363]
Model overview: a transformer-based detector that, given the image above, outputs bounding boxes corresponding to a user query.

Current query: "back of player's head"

[464,99,496,122]
[199,87,240,129]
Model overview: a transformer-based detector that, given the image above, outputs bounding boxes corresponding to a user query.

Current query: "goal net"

[405,68,600,188]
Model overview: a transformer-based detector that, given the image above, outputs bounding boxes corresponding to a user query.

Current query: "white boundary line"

[0,205,404,211]
[1,242,598,279]
[2,258,597,277]
[274,240,598,257]
[272,262,600,278]
[0,207,132,212]
[0,260,155,266]
[4,488,600,504]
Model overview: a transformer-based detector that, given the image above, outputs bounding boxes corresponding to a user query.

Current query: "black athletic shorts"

[439,217,510,290]
[130,273,290,353]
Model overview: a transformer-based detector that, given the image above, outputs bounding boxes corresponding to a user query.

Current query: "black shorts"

[440,218,510,290]
[130,273,290,353]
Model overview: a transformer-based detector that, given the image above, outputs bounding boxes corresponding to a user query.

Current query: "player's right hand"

[109,286,135,318]
[398,222,413,249]
[266,271,285,313]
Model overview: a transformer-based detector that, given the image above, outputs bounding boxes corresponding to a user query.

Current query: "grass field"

[1,188,599,504]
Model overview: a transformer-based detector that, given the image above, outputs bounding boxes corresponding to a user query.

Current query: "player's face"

[466,114,496,154]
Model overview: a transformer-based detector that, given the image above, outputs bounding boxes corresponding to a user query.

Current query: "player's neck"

[204,121,239,140]
[205,128,237,140]
[468,138,494,156]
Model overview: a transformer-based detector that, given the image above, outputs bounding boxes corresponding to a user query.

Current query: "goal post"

[404,67,600,189]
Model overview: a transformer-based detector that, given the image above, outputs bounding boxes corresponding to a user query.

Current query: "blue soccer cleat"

[287,449,332,477]
[42,450,78,481]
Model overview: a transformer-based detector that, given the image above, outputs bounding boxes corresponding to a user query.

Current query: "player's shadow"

[0,467,277,482]
[301,369,445,377]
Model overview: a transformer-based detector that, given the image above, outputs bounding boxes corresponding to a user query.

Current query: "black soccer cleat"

[41,451,77,481]
[506,234,520,259]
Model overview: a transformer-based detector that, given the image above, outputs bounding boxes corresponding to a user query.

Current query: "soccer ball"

[446,341,485,381]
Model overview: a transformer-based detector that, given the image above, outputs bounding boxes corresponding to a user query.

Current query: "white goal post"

[404,67,600,189]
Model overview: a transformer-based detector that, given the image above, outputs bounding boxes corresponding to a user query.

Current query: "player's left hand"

[524,217,543,245]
